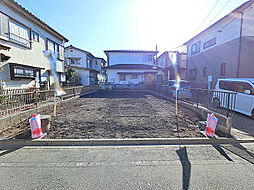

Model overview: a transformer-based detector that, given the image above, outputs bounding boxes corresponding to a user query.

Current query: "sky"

[16,0,249,59]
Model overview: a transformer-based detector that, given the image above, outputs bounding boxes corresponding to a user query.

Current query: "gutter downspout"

[237,11,244,78]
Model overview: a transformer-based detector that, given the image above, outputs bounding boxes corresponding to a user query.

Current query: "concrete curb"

[1,138,254,147]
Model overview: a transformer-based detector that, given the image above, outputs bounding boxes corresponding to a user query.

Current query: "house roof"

[117,71,157,74]
[106,64,157,70]
[155,51,187,61]
[2,0,68,42]
[65,45,106,63]
[104,50,159,55]
[183,0,254,45]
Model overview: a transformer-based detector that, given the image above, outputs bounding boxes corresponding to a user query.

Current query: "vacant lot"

[46,91,203,139]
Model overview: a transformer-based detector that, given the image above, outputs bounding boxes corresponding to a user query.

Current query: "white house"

[184,0,254,89]
[65,45,106,86]
[104,50,158,85]
[0,0,68,89]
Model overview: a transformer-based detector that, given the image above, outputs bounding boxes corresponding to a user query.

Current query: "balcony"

[9,33,31,48]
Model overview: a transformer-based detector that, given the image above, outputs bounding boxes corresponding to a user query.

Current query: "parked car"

[212,78,254,118]
[163,80,192,99]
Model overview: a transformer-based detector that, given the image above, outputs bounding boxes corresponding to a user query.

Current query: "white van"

[213,78,254,118]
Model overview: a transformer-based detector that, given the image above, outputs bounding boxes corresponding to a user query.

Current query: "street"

[1,143,254,190]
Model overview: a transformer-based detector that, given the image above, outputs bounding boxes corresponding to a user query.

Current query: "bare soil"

[46,91,203,139]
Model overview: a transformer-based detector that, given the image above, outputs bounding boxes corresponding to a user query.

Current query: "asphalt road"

[0,144,254,190]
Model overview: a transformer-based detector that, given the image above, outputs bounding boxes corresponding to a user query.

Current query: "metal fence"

[152,85,236,118]
[188,88,236,117]
[0,86,87,116]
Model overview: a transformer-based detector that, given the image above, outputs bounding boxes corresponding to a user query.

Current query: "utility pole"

[237,11,244,78]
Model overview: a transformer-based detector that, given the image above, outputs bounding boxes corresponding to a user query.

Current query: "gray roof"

[104,50,159,55]
[106,64,156,70]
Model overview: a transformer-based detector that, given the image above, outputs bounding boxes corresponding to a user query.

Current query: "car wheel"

[213,98,220,108]
[251,110,254,120]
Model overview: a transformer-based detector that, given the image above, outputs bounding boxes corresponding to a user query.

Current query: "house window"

[46,39,64,60]
[189,68,197,80]
[95,61,98,67]
[131,74,138,79]
[69,58,80,65]
[119,74,126,81]
[0,13,9,40]
[12,65,36,79]
[87,59,92,68]
[9,20,31,48]
[191,41,201,55]
[203,66,207,77]
[144,54,153,62]
[220,63,226,75]
[203,37,216,49]
[32,31,39,42]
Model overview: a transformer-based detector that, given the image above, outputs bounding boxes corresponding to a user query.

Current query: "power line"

[193,0,220,36]
[206,0,232,27]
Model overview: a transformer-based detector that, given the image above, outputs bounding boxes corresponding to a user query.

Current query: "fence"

[0,85,97,116]
[188,88,236,117]
[152,85,236,118]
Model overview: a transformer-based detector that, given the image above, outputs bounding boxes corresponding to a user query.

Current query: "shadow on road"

[176,146,191,190]
[221,143,254,164]
[0,146,23,157]
[212,143,233,161]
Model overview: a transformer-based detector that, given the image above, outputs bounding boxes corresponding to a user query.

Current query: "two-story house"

[0,0,68,89]
[64,45,106,86]
[104,50,158,85]
[155,50,187,83]
[184,0,254,89]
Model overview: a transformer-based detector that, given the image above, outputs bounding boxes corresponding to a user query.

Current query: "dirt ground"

[45,91,203,139]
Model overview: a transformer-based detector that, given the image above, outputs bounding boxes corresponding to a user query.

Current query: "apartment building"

[0,0,68,89]
[184,0,254,89]
[64,45,106,86]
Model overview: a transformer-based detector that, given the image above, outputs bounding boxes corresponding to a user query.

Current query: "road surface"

[0,143,254,189]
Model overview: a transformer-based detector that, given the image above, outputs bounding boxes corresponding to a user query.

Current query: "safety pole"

[53,92,57,117]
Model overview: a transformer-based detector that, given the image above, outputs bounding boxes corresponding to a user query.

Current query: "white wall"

[0,3,65,72]
[0,2,66,89]
[73,68,90,86]
[65,48,104,73]
[107,69,155,84]
[186,12,242,58]
[65,48,87,68]
[108,52,155,66]
[93,58,102,72]
[242,5,254,36]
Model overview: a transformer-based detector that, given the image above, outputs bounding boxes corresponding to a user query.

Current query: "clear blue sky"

[16,0,248,59]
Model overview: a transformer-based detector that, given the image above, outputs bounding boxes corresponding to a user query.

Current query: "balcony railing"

[9,33,31,48]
